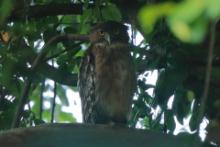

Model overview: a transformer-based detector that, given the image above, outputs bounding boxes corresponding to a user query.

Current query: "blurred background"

[0,0,220,146]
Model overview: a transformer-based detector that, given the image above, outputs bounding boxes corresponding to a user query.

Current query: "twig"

[44,41,83,61]
[40,80,45,120]
[32,34,89,69]
[51,80,57,123]
[193,19,218,145]
[50,58,57,123]
[11,34,89,128]
[11,80,32,128]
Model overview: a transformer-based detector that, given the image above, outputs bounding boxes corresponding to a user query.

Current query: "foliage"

[0,0,220,145]
[139,0,220,43]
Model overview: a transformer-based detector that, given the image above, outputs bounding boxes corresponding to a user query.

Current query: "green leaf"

[42,110,51,122]
[139,0,211,43]
[168,17,207,43]
[57,84,69,106]
[60,15,76,25]
[0,0,13,24]
[80,8,93,34]
[58,111,76,122]
[205,0,220,18]
[167,0,208,43]
[30,84,41,117]
[74,49,85,57]
[138,2,175,33]
[34,119,45,125]
[186,90,195,102]
[102,3,122,21]
[169,0,205,23]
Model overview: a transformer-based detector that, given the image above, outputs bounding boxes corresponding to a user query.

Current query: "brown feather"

[78,21,136,124]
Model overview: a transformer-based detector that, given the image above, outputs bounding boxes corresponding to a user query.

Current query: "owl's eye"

[99,30,105,36]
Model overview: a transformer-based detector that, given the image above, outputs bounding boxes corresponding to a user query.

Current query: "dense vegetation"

[0,0,219,146]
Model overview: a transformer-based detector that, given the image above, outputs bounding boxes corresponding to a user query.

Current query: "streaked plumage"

[78,21,136,124]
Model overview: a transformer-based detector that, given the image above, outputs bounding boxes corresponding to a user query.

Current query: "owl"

[78,21,136,124]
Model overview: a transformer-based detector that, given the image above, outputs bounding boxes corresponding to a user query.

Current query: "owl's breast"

[93,43,136,122]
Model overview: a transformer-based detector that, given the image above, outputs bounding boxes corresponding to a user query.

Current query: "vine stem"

[40,80,45,120]
[193,19,218,146]
[51,59,57,123]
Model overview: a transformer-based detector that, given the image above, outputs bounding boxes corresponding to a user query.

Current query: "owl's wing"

[78,49,96,123]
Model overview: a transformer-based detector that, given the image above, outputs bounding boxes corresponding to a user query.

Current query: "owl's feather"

[78,21,136,124]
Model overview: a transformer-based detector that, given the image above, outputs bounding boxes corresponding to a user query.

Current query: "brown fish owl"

[78,21,136,124]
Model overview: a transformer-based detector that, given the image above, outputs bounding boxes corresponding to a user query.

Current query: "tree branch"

[11,79,32,128]
[11,34,89,128]
[44,41,83,61]
[0,123,207,147]
[9,3,83,20]
[39,80,45,120]
[38,63,78,86]
[193,19,218,145]
[51,75,57,123]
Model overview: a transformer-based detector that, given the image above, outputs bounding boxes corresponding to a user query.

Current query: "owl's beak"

[104,33,111,44]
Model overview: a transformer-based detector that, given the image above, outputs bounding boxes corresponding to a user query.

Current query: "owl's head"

[89,21,129,44]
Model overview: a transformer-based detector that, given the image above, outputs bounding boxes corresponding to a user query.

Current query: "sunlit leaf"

[30,84,43,118]
[58,111,76,122]
[168,21,191,42]
[74,49,85,57]
[138,2,175,33]
[42,110,51,122]
[205,0,220,18]
[168,18,207,43]
[169,0,205,23]
[167,0,208,43]
[186,90,195,102]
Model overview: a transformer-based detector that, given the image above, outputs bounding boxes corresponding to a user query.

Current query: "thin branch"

[40,80,45,120]
[44,41,83,61]
[51,81,57,123]
[38,63,78,86]
[30,34,88,73]
[11,80,32,128]
[193,19,218,145]
[11,34,89,128]
[51,58,57,123]
[32,34,89,69]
